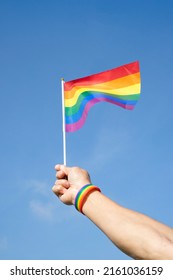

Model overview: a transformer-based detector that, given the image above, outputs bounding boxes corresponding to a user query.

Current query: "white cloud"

[22,179,57,222]
[29,200,55,222]
[29,199,77,222]
[23,178,76,223]
[24,180,49,196]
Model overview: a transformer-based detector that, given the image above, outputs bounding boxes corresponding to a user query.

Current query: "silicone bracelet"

[74,184,101,214]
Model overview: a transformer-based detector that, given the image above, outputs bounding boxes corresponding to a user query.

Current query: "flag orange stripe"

[65,72,140,99]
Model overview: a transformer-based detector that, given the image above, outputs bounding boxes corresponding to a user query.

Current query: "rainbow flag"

[64,61,141,132]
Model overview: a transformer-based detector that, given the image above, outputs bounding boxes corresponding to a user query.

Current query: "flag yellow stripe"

[65,83,140,107]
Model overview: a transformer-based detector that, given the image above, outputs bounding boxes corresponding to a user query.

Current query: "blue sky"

[0,0,173,260]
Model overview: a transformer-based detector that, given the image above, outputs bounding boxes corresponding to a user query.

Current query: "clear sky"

[0,0,173,260]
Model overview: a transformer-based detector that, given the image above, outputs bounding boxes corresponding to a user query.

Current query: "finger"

[55,164,71,176]
[52,184,66,196]
[53,179,70,189]
[54,164,61,171]
[56,170,67,179]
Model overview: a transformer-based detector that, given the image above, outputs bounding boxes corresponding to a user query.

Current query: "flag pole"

[61,78,67,165]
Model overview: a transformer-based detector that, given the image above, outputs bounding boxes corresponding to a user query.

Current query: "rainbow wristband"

[74,184,101,214]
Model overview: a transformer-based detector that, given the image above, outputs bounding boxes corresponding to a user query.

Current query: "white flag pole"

[61,78,67,165]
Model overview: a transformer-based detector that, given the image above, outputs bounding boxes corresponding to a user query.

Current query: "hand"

[52,164,91,205]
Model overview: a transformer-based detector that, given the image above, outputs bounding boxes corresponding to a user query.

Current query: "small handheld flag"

[61,61,141,164]
[64,61,141,133]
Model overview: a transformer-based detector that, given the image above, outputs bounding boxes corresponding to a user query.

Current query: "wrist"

[71,181,92,205]
[74,184,101,214]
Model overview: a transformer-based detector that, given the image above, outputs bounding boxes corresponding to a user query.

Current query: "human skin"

[52,164,173,260]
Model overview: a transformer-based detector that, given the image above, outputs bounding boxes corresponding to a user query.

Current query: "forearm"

[82,191,173,260]
[53,165,173,259]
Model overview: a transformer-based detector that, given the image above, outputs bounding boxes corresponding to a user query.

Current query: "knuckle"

[72,166,81,173]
